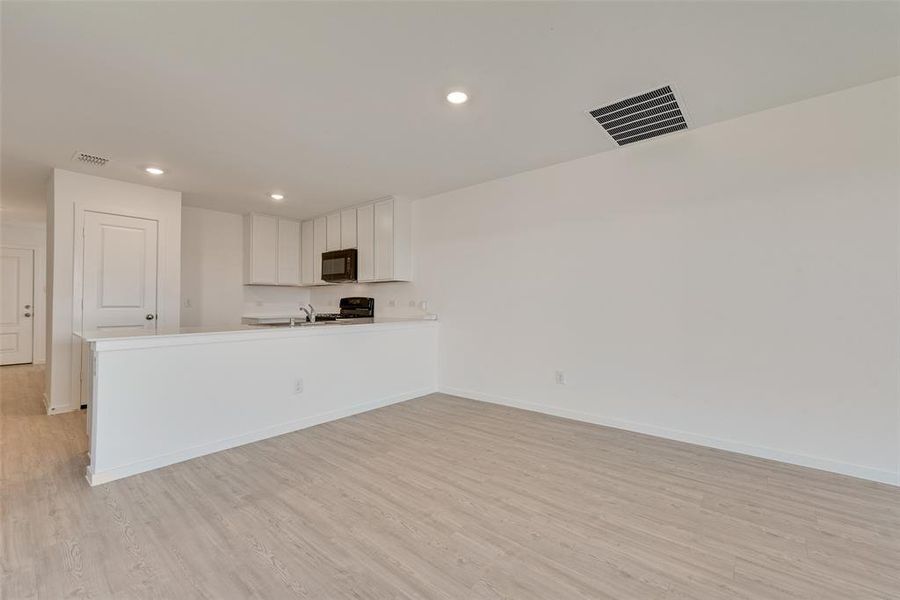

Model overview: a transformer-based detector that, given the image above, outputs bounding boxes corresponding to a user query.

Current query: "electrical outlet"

[555,370,566,385]
[184,298,192,309]
[294,378,304,394]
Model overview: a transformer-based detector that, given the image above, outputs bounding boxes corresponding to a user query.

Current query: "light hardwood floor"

[1,364,898,599]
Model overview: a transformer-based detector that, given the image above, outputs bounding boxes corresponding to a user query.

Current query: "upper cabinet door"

[276,219,300,285]
[245,214,278,284]
[313,216,327,283]
[391,197,412,281]
[373,199,394,281]
[244,199,408,287]
[340,208,357,249]
[357,203,374,282]
[300,220,315,285]
[326,212,341,251]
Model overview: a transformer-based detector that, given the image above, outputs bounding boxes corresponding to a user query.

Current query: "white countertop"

[77,316,438,350]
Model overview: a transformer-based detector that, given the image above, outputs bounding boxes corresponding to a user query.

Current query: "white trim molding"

[441,387,899,487]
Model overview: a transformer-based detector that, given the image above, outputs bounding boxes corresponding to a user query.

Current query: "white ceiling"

[2,1,898,223]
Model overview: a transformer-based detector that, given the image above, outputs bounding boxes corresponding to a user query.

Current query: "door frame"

[0,246,36,365]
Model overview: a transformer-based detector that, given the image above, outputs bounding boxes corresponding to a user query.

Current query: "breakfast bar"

[79,318,438,485]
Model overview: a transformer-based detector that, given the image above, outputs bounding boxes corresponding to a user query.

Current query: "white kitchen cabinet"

[243,214,278,284]
[392,198,412,281]
[276,218,301,285]
[358,197,411,282]
[300,220,315,285]
[313,216,327,283]
[373,200,394,281]
[248,197,410,287]
[340,208,357,249]
[356,203,374,282]
[326,212,341,251]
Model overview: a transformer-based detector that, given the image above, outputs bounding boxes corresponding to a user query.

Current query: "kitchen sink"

[250,321,332,328]
[242,316,336,328]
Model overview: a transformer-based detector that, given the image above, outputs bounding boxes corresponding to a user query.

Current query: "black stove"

[316,297,374,321]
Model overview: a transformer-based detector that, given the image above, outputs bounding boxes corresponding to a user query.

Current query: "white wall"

[310,281,426,317]
[180,206,245,327]
[179,206,310,327]
[47,169,182,412]
[242,284,311,318]
[0,220,47,363]
[338,78,900,484]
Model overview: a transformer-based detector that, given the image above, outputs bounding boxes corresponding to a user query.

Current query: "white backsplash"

[242,285,312,316]
[241,282,432,319]
[308,282,431,318]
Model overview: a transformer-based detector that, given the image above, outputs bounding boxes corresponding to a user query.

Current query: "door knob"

[24,304,31,309]
[24,313,31,318]
[145,313,155,320]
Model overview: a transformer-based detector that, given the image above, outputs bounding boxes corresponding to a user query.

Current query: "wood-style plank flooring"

[2,364,898,599]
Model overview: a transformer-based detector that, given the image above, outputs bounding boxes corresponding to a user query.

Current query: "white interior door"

[0,248,34,365]
[82,211,158,333]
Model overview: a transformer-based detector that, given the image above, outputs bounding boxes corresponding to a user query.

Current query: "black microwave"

[322,248,357,282]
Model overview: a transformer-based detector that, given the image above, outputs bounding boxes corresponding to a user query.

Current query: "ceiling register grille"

[72,151,110,167]
[589,85,688,146]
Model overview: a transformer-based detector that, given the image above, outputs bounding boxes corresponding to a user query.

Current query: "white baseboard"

[46,402,80,415]
[86,386,436,486]
[441,386,899,487]
[43,394,80,415]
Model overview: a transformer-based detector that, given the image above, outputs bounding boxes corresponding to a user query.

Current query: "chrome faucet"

[298,303,316,323]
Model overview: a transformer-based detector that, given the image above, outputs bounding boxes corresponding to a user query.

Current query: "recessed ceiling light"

[144,166,165,175]
[270,193,285,201]
[446,91,468,104]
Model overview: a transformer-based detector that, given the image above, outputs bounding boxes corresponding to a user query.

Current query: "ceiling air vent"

[589,85,688,146]
[72,151,110,167]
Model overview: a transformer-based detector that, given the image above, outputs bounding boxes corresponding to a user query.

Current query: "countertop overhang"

[77,317,438,351]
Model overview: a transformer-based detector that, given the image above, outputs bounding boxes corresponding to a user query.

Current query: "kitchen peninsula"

[79,318,438,485]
